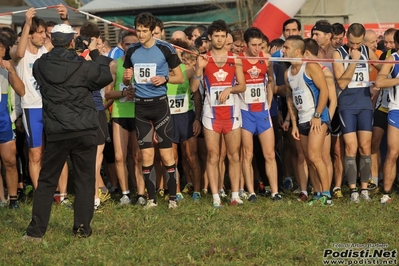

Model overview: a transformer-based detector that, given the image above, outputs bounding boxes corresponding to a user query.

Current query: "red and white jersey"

[239,51,269,112]
[202,51,240,119]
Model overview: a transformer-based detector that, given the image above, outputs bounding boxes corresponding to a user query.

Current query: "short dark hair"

[169,39,189,50]
[262,33,269,46]
[384,28,397,37]
[80,22,101,38]
[394,30,399,45]
[347,23,365,38]
[283,19,301,32]
[332,22,346,36]
[0,27,17,46]
[135,12,157,32]
[21,16,46,35]
[231,28,244,42]
[194,25,207,35]
[207,20,229,36]
[183,26,195,40]
[269,38,285,49]
[154,17,164,31]
[0,35,8,49]
[119,29,137,43]
[286,35,305,54]
[45,21,57,28]
[304,38,319,56]
[244,27,264,44]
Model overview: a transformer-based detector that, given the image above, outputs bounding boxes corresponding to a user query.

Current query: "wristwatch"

[314,112,321,119]
[164,76,169,83]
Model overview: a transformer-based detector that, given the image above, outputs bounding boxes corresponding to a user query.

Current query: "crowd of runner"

[1,4,398,214]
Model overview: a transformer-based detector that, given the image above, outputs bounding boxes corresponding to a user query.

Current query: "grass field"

[1,190,398,266]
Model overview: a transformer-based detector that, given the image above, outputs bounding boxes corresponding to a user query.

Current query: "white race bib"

[134,63,156,84]
[210,86,234,107]
[244,83,266,104]
[348,62,369,88]
[169,93,188,114]
[292,87,310,111]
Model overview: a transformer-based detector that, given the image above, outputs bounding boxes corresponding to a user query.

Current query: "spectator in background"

[231,28,245,54]
[102,38,112,56]
[184,25,195,46]
[331,22,346,49]
[282,18,302,39]
[191,25,207,44]
[153,17,165,40]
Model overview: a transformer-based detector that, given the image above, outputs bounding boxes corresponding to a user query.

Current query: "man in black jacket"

[24,24,113,240]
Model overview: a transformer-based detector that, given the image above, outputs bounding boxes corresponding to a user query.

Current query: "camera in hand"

[74,36,91,52]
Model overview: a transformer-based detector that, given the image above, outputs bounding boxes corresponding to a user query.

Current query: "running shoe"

[22,235,42,242]
[99,189,111,203]
[350,192,360,204]
[192,192,201,201]
[157,189,165,197]
[61,198,73,208]
[201,189,208,195]
[308,198,319,206]
[182,183,193,194]
[380,194,392,204]
[119,195,131,205]
[218,189,227,198]
[367,179,378,191]
[319,195,333,206]
[333,188,343,199]
[144,199,158,209]
[271,193,283,201]
[168,200,178,209]
[239,190,249,200]
[230,197,244,206]
[176,193,184,201]
[9,201,19,209]
[360,190,372,202]
[297,192,309,202]
[136,196,146,206]
[0,200,7,208]
[213,200,222,209]
[248,193,257,202]
[283,178,293,191]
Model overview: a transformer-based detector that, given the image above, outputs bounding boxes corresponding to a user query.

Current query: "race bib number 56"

[134,63,156,84]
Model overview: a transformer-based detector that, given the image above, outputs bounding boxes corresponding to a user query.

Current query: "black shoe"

[9,201,20,209]
[271,193,283,201]
[17,188,25,202]
[73,224,92,238]
[248,193,257,202]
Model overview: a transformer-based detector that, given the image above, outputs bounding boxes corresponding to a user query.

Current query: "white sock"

[94,198,100,206]
[371,177,378,186]
[301,190,308,196]
[231,192,239,199]
[212,194,220,202]
[60,193,67,202]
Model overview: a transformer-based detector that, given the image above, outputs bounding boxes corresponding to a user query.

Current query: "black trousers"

[26,134,97,237]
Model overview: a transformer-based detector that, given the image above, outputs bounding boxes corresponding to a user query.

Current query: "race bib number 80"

[244,83,266,104]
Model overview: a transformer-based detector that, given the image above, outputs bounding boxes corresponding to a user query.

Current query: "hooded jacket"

[33,47,113,141]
